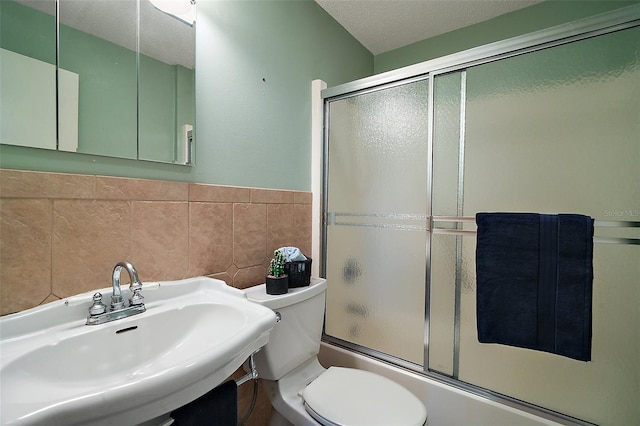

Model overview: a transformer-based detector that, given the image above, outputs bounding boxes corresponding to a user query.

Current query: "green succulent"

[268,249,286,277]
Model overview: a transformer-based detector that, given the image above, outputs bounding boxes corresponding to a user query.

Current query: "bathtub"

[318,342,573,426]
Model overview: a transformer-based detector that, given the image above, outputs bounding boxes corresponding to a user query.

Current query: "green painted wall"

[192,0,372,190]
[0,0,373,191]
[374,1,640,74]
[4,0,635,190]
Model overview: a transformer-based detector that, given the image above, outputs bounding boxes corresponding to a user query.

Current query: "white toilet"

[244,277,427,426]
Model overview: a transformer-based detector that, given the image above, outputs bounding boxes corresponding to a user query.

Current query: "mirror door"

[0,0,195,164]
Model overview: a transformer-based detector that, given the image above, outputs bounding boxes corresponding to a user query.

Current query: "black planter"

[266,275,289,295]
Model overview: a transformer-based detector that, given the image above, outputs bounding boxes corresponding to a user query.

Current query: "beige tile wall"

[0,168,312,425]
[0,169,312,316]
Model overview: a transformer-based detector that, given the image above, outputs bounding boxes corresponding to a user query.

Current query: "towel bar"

[430,216,640,245]
[327,213,639,244]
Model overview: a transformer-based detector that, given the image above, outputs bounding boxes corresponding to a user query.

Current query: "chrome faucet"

[86,261,146,325]
[111,261,144,309]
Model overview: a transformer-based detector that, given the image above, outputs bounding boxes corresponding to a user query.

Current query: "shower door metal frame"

[321,5,640,425]
[321,74,432,374]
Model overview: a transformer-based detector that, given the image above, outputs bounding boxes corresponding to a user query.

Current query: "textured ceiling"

[314,0,543,55]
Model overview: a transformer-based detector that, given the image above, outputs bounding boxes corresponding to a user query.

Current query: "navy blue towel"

[172,379,238,426]
[475,213,594,361]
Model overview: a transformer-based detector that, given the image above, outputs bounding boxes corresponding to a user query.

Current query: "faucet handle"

[88,292,107,316]
[129,285,145,307]
[129,279,144,306]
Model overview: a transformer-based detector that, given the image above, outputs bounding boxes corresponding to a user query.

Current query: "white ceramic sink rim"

[0,277,277,426]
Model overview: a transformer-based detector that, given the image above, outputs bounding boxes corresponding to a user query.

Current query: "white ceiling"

[315,0,543,55]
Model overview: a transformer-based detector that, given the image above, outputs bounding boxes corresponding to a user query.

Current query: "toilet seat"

[302,367,427,426]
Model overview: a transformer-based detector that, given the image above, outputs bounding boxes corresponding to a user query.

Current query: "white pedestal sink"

[0,277,277,425]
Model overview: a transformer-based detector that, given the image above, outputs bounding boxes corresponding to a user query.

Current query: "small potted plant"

[266,249,289,295]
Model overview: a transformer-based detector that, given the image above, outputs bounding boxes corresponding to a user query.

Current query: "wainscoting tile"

[0,169,95,199]
[131,201,189,281]
[1,169,312,317]
[42,294,61,304]
[250,188,295,204]
[96,176,189,201]
[294,203,313,256]
[267,204,298,256]
[189,183,251,203]
[0,199,52,315]
[233,203,267,268]
[52,200,131,298]
[294,191,313,204]
[188,202,233,276]
[233,265,266,289]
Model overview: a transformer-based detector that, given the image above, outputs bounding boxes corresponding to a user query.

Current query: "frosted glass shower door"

[453,27,639,425]
[324,80,429,366]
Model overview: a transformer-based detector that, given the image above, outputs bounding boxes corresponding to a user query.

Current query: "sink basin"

[0,277,277,425]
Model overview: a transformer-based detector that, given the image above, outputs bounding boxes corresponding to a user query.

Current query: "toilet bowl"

[244,278,427,426]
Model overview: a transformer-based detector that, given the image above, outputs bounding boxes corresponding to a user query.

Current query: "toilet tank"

[244,278,327,381]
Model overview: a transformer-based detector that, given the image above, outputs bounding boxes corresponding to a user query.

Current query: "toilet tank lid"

[244,277,326,309]
[303,367,427,426]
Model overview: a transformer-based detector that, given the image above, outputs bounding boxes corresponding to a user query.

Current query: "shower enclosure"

[322,7,639,425]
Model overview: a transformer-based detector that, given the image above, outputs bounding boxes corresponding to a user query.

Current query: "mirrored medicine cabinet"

[0,0,195,165]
